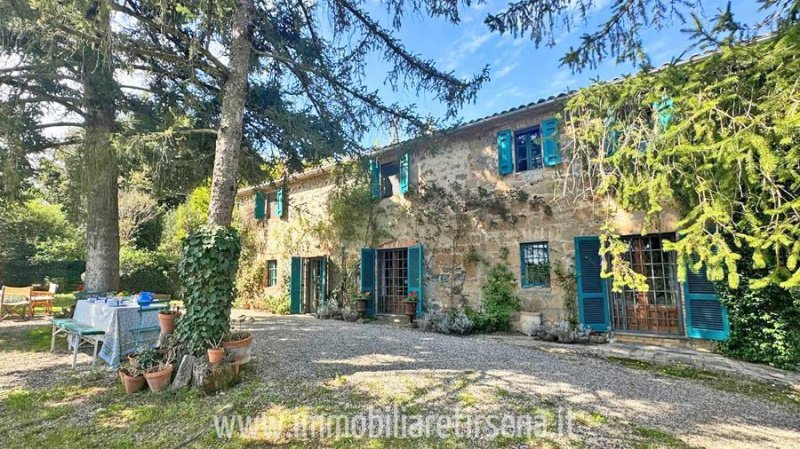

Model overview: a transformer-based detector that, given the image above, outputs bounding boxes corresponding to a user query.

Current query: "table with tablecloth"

[72,298,162,368]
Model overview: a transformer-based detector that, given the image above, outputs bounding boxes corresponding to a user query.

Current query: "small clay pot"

[158,311,180,335]
[207,347,225,364]
[118,369,146,394]
[403,300,418,322]
[143,365,174,392]
[356,297,368,316]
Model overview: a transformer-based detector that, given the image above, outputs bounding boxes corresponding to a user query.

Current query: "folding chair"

[31,283,57,316]
[1,286,33,320]
[130,304,169,349]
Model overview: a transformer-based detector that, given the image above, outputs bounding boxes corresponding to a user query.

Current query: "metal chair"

[130,304,169,349]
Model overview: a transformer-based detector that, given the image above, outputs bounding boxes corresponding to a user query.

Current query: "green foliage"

[175,225,241,354]
[0,199,85,288]
[253,292,291,315]
[717,262,800,370]
[562,25,800,291]
[119,247,179,294]
[552,261,578,326]
[160,185,210,257]
[473,263,521,332]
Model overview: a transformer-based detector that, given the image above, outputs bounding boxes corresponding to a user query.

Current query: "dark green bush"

[119,247,179,294]
[472,263,521,332]
[717,265,800,370]
[175,225,241,353]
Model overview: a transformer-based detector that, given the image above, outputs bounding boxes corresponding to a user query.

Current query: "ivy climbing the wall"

[175,225,241,353]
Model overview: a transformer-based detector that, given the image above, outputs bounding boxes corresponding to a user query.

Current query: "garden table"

[72,297,161,369]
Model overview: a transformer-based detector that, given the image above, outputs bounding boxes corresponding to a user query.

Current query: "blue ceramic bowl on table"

[137,292,153,307]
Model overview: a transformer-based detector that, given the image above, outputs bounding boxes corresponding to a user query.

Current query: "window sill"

[521,284,551,289]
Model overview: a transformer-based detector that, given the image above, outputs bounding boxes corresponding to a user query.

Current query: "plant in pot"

[158,305,181,335]
[139,348,175,392]
[403,291,418,323]
[118,360,146,394]
[356,291,370,317]
[222,315,255,364]
[207,337,225,364]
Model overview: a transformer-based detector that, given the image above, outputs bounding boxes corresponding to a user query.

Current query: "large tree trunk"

[207,0,254,226]
[82,2,120,293]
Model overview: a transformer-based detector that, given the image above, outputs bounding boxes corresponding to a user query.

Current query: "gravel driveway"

[246,314,800,448]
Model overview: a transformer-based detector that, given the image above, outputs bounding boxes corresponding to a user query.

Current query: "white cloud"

[494,62,517,79]
[440,32,495,71]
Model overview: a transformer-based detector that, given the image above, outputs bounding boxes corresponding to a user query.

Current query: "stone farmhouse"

[235,93,729,346]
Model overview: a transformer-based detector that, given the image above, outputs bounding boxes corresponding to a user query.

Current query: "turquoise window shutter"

[399,153,409,194]
[684,266,730,341]
[497,130,513,175]
[290,257,302,314]
[542,117,561,166]
[574,236,610,331]
[360,248,376,316]
[276,188,285,218]
[254,191,265,220]
[320,256,328,306]
[407,245,424,315]
[653,97,674,131]
[370,160,380,199]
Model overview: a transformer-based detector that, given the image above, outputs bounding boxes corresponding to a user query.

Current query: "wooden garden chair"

[31,283,57,316]
[1,286,33,320]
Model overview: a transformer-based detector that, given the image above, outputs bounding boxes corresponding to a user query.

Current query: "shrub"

[474,263,521,332]
[175,225,241,353]
[419,308,474,335]
[252,292,291,315]
[119,247,179,294]
[717,264,800,370]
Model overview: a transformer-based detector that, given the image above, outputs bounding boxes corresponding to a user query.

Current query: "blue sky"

[358,0,765,143]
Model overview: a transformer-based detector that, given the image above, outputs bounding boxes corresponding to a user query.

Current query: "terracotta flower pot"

[208,347,225,364]
[356,297,368,315]
[158,311,180,335]
[403,300,418,321]
[144,365,174,392]
[118,369,146,394]
[222,335,253,364]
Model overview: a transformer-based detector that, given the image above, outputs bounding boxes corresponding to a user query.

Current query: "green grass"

[0,325,53,352]
[632,426,695,449]
[606,357,800,408]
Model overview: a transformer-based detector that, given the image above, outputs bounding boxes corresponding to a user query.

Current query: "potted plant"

[118,362,145,394]
[207,337,225,364]
[403,291,418,322]
[158,305,181,335]
[222,315,255,364]
[356,291,370,317]
[138,348,175,392]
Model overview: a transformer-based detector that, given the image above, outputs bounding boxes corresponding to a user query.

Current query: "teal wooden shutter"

[542,117,561,166]
[574,236,609,331]
[653,97,674,131]
[276,188,285,218]
[497,130,513,175]
[320,256,328,306]
[407,245,424,315]
[290,257,302,314]
[399,153,409,194]
[369,160,380,199]
[360,248,376,316]
[684,267,730,340]
[254,191,265,220]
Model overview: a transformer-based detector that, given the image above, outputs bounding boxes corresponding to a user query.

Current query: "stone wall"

[236,100,678,324]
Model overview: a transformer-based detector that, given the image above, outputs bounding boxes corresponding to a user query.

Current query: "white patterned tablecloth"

[72,298,161,368]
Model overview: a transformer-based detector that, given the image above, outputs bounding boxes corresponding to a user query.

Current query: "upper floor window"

[521,242,550,287]
[514,127,542,172]
[380,161,399,198]
[266,260,278,287]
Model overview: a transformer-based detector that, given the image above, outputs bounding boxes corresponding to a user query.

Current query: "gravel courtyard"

[1,313,799,448]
